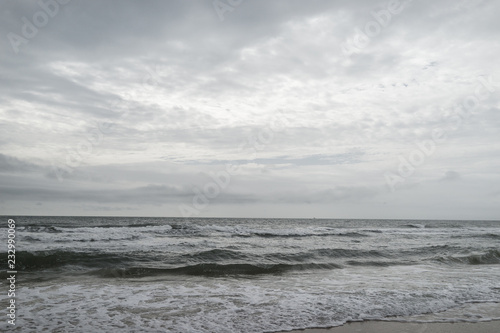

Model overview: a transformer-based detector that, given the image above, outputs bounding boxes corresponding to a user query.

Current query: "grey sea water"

[3,217,500,332]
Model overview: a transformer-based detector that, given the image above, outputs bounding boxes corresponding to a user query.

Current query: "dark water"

[3,217,500,332]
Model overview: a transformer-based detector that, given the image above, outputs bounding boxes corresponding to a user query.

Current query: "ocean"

[3,217,500,332]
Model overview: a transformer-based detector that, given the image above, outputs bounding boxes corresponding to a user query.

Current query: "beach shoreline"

[280,320,500,333]
[12,217,500,332]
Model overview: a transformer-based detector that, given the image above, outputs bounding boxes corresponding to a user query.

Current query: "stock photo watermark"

[7,0,72,54]
[178,112,291,217]
[6,219,17,326]
[340,0,413,58]
[51,122,113,182]
[384,76,497,192]
[50,61,167,182]
[142,63,163,90]
[213,0,245,21]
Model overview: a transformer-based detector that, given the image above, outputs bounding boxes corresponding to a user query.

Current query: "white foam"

[12,219,500,332]
[17,224,173,252]
[13,264,500,333]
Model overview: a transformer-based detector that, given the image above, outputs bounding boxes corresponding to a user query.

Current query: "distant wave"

[247,231,369,238]
[52,235,141,243]
[15,251,132,270]
[13,247,391,274]
[403,224,426,229]
[22,221,484,240]
[345,260,415,267]
[478,233,500,240]
[92,262,343,278]
[18,223,371,239]
[22,236,42,242]
[432,249,500,265]
[19,226,62,233]
[362,229,384,233]
[452,233,500,240]
[181,248,252,261]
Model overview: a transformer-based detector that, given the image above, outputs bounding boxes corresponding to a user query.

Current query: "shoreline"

[280,320,500,333]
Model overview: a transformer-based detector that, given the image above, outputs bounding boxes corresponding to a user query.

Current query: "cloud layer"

[1,0,499,219]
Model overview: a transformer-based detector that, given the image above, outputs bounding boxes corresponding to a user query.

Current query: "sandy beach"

[284,320,500,333]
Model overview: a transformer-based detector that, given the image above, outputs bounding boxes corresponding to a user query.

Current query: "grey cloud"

[0,153,40,173]
[439,171,461,182]
[273,186,379,204]
[0,183,191,205]
[1,0,499,218]
[182,152,364,166]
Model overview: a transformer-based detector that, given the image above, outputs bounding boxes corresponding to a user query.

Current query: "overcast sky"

[1,0,499,219]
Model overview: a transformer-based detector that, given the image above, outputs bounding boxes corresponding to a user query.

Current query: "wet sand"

[283,320,500,333]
